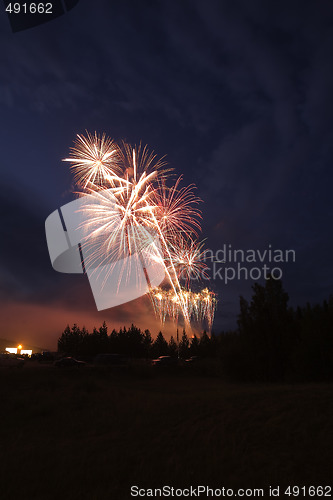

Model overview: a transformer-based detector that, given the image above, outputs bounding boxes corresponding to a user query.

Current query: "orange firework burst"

[154,177,202,240]
[64,131,217,331]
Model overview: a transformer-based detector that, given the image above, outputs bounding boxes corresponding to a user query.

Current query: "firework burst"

[167,236,209,285]
[154,177,202,241]
[64,131,217,331]
[63,131,122,190]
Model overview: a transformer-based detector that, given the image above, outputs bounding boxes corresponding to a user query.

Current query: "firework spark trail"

[143,177,204,327]
[150,287,217,331]
[141,197,192,326]
[154,177,202,243]
[63,131,217,331]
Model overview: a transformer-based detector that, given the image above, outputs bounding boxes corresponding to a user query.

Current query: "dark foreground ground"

[0,364,332,500]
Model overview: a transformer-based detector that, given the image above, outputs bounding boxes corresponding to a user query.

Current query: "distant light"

[17,344,22,350]
[6,348,17,354]
[21,350,32,357]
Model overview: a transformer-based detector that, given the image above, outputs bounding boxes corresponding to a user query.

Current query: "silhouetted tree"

[58,324,83,356]
[210,333,219,357]
[58,325,71,353]
[179,329,189,359]
[168,336,178,357]
[152,331,169,357]
[109,328,119,352]
[125,324,144,357]
[237,277,292,381]
[199,331,211,357]
[142,329,153,358]
[99,321,108,348]
[189,335,200,356]
[290,295,333,381]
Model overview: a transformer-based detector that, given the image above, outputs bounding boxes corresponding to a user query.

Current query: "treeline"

[58,279,333,382]
[58,323,216,360]
[220,279,333,382]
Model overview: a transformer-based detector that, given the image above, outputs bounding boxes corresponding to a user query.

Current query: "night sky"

[1,0,333,349]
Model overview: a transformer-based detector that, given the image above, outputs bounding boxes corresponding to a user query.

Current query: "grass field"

[0,364,332,499]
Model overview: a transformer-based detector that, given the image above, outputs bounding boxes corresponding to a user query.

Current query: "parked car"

[185,356,200,364]
[54,357,86,368]
[151,356,177,367]
[0,354,25,368]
